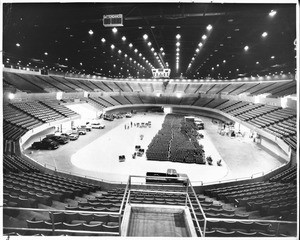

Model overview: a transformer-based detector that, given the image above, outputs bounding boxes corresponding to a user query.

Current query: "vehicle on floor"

[84,123,92,132]
[45,135,69,144]
[72,126,87,135]
[90,122,105,129]
[31,138,59,150]
[103,114,114,121]
[68,132,79,140]
[125,113,132,118]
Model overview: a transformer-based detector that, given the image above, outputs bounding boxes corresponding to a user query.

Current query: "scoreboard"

[103,14,123,27]
[151,68,171,78]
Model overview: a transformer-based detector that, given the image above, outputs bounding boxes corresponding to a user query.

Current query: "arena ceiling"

[2,2,297,80]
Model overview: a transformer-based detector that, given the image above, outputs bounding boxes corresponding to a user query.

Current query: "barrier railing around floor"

[24,152,290,187]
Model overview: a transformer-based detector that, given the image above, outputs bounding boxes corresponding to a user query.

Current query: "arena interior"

[1,2,299,239]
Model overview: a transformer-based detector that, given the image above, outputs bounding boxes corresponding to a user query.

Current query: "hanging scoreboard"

[103,14,123,27]
[151,68,171,78]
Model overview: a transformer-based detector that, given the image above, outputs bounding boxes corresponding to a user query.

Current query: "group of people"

[124,121,152,130]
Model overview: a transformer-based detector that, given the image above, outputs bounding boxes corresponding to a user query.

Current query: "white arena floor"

[25,111,286,186]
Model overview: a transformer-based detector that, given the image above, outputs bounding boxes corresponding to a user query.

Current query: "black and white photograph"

[1,0,299,239]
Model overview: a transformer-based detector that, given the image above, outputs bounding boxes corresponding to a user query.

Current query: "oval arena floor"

[24,112,287,186]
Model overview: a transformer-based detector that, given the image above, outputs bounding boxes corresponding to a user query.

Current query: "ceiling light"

[223,60,226,63]
[206,24,213,31]
[16,43,21,47]
[139,53,142,57]
[151,48,154,52]
[196,48,200,53]
[160,47,164,51]
[44,52,48,56]
[244,45,249,51]
[271,56,275,59]
[124,54,128,57]
[176,34,181,39]
[88,30,94,35]
[162,52,165,56]
[118,50,122,54]
[111,44,115,49]
[154,52,157,56]
[129,43,133,48]
[176,48,180,52]
[202,35,207,40]
[176,42,180,47]
[122,36,126,41]
[65,58,68,61]
[134,49,138,53]
[112,27,118,33]
[148,42,152,46]
[143,34,148,40]
[262,32,268,38]
[269,10,277,17]
[101,38,106,43]
[256,61,260,64]
[176,26,181,29]
[192,57,195,60]
[198,43,203,47]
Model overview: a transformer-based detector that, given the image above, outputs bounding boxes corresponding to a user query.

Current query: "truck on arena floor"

[146,169,188,186]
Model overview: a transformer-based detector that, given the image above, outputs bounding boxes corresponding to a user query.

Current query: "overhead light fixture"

[143,34,148,40]
[176,48,180,52]
[262,32,268,38]
[269,10,277,17]
[16,43,21,47]
[44,52,48,56]
[176,42,180,47]
[206,24,213,31]
[271,56,275,59]
[196,48,200,53]
[202,35,207,40]
[176,34,181,40]
[111,44,115,49]
[134,49,138,53]
[129,43,133,48]
[101,38,106,43]
[147,42,152,46]
[122,36,126,41]
[244,45,249,51]
[112,27,118,33]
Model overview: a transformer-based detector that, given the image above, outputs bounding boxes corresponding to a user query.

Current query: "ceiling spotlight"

[122,36,126,41]
[176,34,181,40]
[176,48,180,52]
[112,27,118,33]
[134,49,138,53]
[148,42,152,46]
[143,34,148,40]
[271,56,275,59]
[111,44,115,49]
[262,32,268,38]
[196,48,200,53]
[16,43,21,47]
[162,52,165,56]
[198,42,203,47]
[88,30,94,35]
[129,43,133,48]
[176,42,180,47]
[151,48,154,52]
[244,45,249,51]
[223,60,226,63]
[160,47,164,51]
[269,10,277,17]
[101,38,106,43]
[256,61,260,64]
[206,24,213,31]
[139,53,142,57]
[118,50,122,54]
[124,54,128,57]
[202,35,207,40]
[154,52,157,56]
[44,52,48,56]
